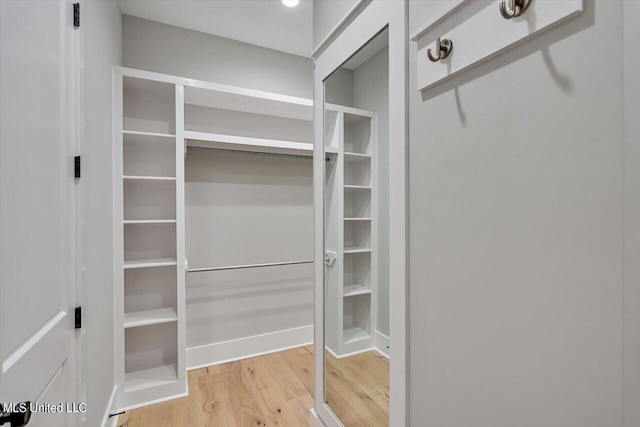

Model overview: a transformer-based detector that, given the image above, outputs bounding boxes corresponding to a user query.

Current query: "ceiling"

[118,0,313,57]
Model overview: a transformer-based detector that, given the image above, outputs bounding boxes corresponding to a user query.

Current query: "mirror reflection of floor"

[325,350,390,427]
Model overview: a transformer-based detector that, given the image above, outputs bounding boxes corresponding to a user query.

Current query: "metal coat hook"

[499,0,531,19]
[427,37,453,62]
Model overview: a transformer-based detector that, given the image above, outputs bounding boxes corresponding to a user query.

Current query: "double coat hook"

[427,37,453,62]
[499,0,531,18]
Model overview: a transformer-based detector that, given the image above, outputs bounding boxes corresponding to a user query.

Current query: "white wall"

[313,0,361,51]
[123,15,312,99]
[409,1,636,426]
[353,48,389,338]
[82,1,122,425]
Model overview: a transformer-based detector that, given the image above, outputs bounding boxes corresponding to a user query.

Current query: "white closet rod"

[187,259,313,273]
[186,145,312,159]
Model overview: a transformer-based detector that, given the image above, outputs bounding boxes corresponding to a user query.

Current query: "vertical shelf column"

[114,71,187,411]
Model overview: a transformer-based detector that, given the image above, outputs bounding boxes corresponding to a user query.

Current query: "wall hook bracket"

[427,37,453,63]
[499,0,531,19]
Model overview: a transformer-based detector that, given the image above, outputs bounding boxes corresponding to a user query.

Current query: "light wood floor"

[117,346,389,427]
[325,350,389,427]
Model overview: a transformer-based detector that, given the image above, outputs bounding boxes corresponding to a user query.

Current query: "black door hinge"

[73,3,80,28]
[74,156,81,179]
[75,306,82,329]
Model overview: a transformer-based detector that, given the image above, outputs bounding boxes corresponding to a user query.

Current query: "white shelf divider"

[123,175,177,182]
[123,258,178,270]
[184,130,312,155]
[343,326,370,344]
[124,308,178,329]
[123,130,176,139]
[123,219,176,225]
[343,284,372,297]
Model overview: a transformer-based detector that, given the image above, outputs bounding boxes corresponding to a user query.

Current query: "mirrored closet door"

[323,28,390,427]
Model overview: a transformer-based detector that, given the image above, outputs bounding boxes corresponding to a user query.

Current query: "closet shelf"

[343,326,370,344]
[184,83,312,121]
[123,175,177,182]
[344,218,372,221]
[344,152,371,159]
[124,258,178,270]
[124,308,178,329]
[343,284,372,297]
[124,365,178,394]
[123,130,176,139]
[344,248,372,254]
[123,219,177,224]
[184,130,313,156]
[344,185,371,190]
[325,146,339,154]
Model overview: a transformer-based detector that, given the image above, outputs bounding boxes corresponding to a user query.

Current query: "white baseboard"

[187,325,313,370]
[375,330,390,359]
[309,409,326,427]
[101,386,118,427]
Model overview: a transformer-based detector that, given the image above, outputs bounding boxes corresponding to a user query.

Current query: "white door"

[1,1,79,426]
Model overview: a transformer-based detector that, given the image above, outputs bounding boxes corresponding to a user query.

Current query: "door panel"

[1,1,78,425]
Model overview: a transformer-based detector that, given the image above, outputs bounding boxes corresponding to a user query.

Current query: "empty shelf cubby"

[123,77,176,135]
[124,222,177,262]
[124,179,176,221]
[344,220,371,252]
[124,322,178,393]
[123,131,176,178]
[343,113,371,155]
[343,294,371,344]
[344,187,371,218]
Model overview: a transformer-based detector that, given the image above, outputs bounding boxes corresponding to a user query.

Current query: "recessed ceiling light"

[282,0,299,7]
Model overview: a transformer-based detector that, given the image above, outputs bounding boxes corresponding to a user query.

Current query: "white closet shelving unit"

[324,104,377,358]
[113,66,313,411]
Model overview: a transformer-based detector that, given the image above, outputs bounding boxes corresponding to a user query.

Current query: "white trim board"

[375,330,390,359]
[101,386,118,427]
[186,325,313,370]
[311,0,372,58]
[309,409,327,427]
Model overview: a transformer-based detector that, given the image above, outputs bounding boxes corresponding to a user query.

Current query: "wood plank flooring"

[325,350,389,427]
[117,346,388,427]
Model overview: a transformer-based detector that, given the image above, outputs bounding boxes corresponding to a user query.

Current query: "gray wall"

[313,0,360,51]
[326,68,354,107]
[83,1,122,425]
[353,48,389,337]
[123,15,312,99]
[185,151,313,347]
[409,1,629,426]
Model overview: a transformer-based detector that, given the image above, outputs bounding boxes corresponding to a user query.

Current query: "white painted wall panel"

[409,1,626,426]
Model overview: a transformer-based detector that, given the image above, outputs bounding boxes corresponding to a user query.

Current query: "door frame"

[312,1,408,426]
[623,1,640,426]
